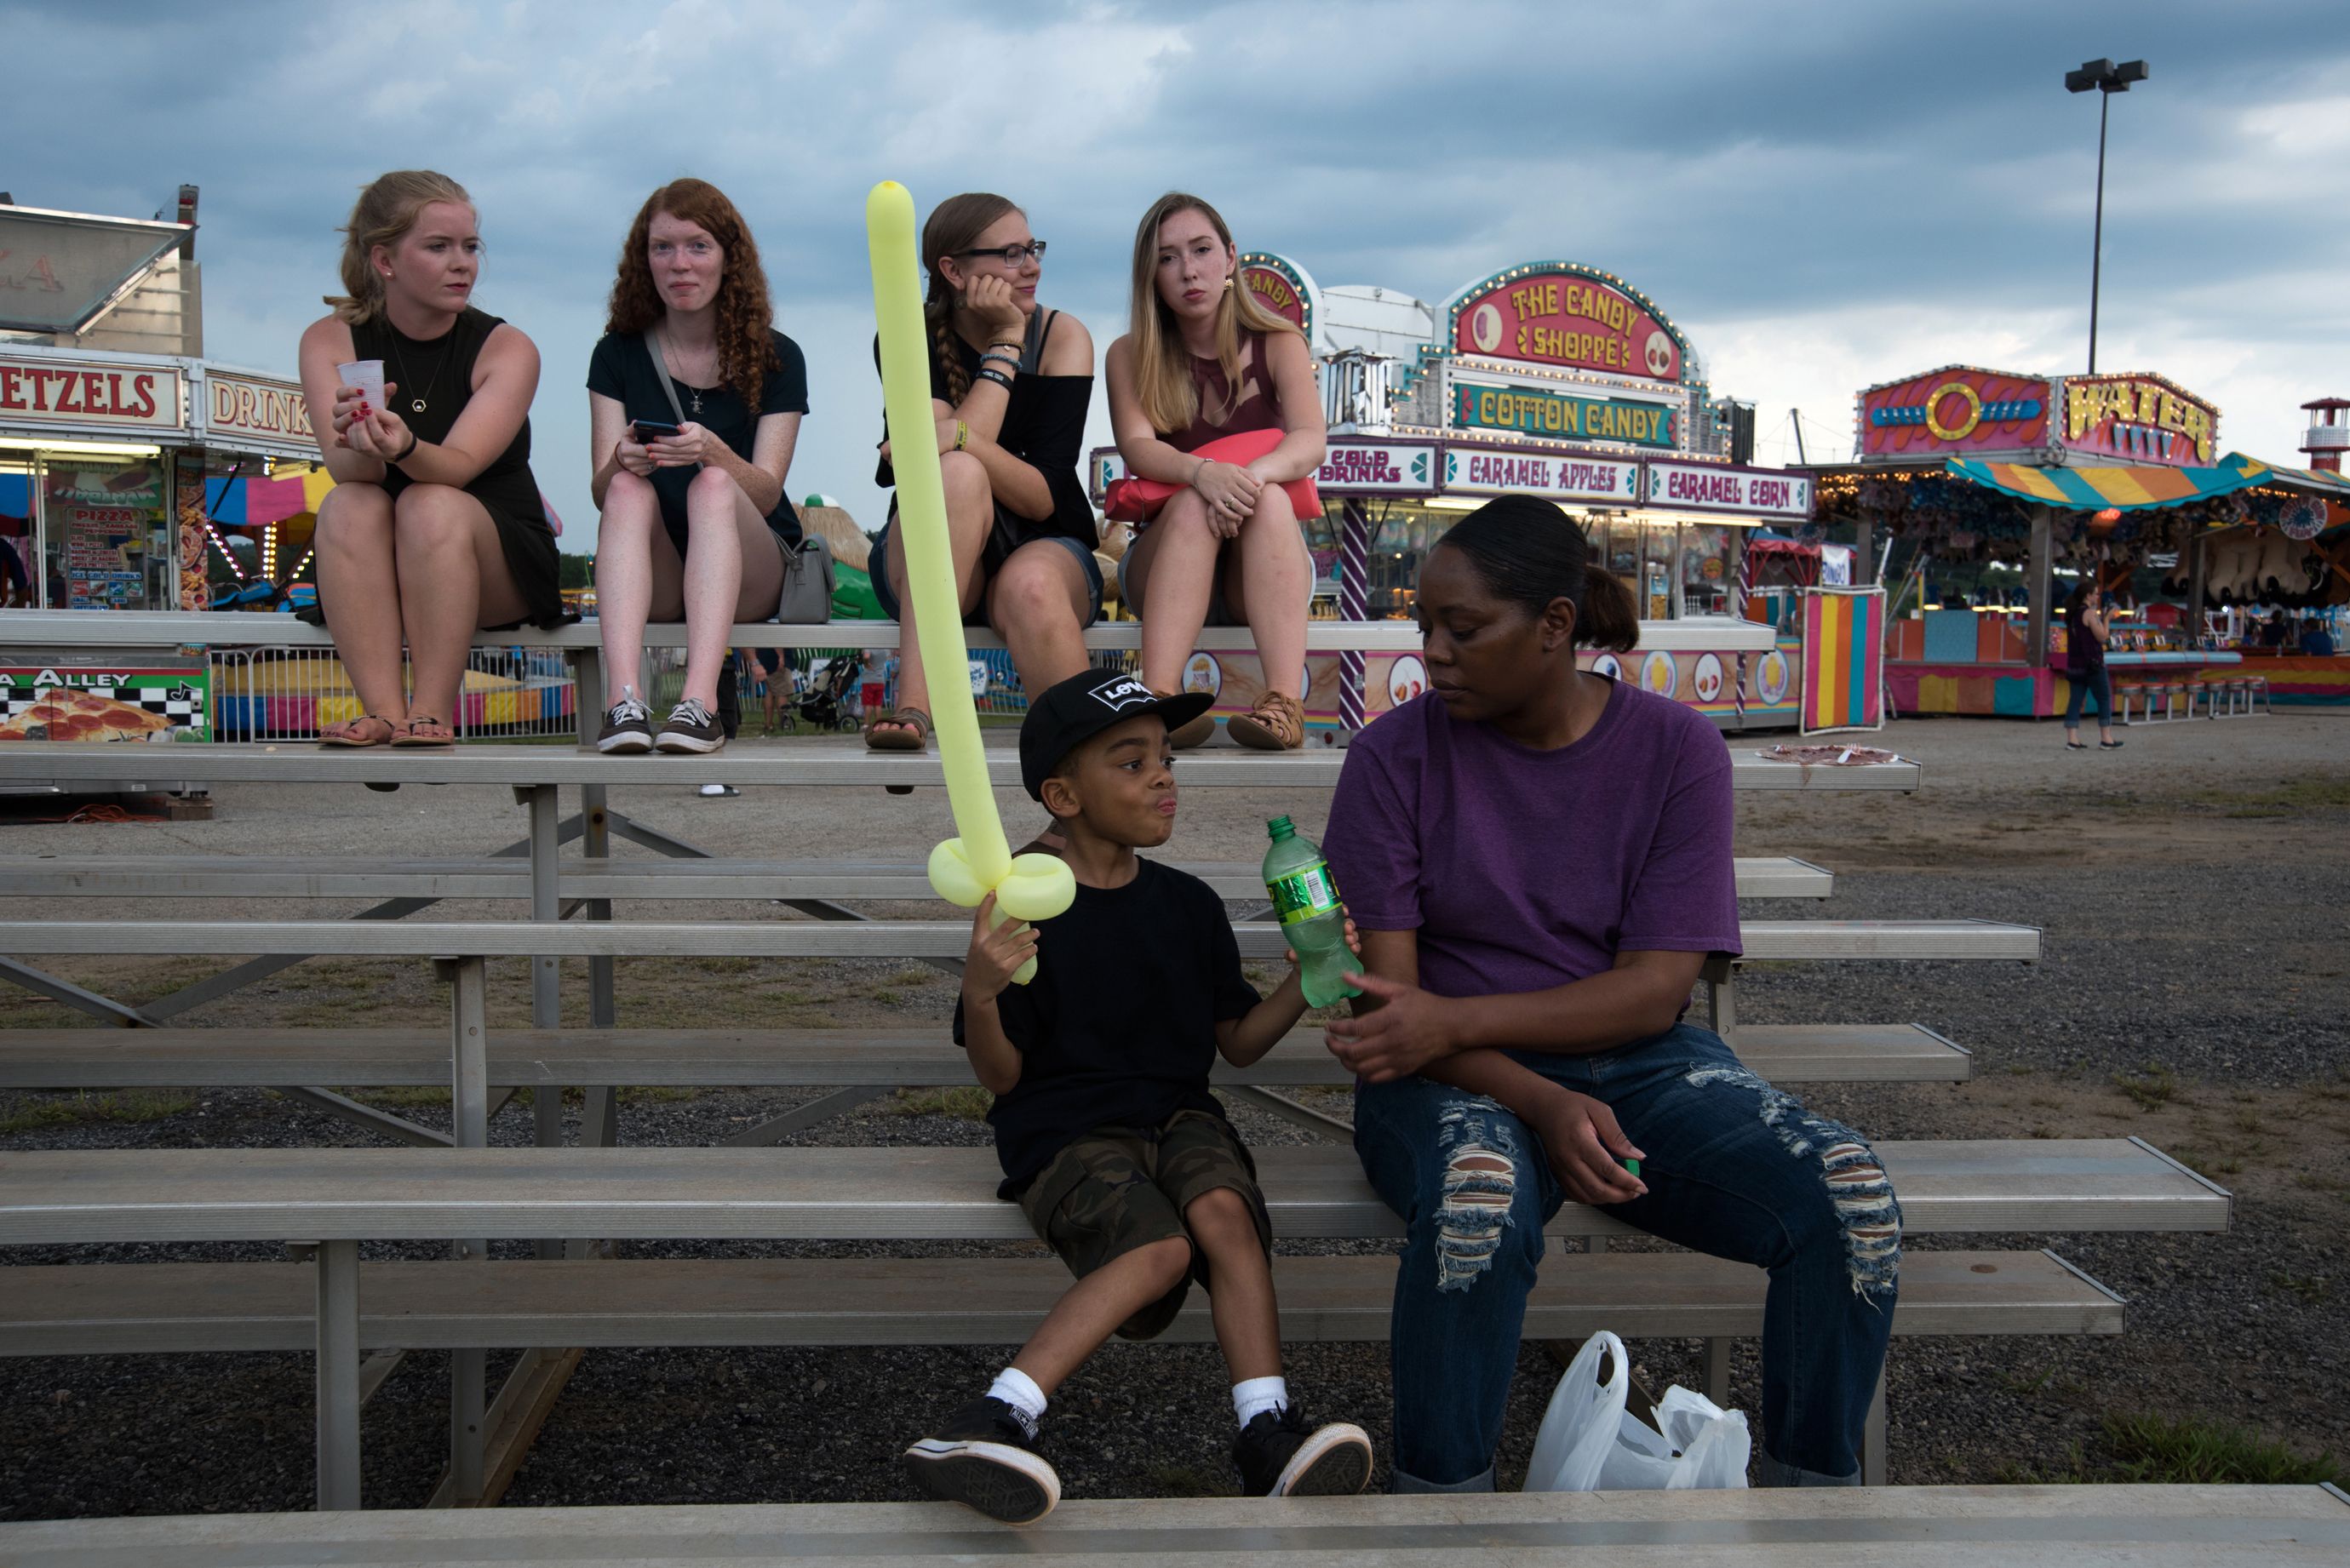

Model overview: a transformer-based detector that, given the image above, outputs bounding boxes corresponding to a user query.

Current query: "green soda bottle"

[1263,816,1361,1009]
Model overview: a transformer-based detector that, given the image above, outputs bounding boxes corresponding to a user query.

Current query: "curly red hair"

[605,179,778,412]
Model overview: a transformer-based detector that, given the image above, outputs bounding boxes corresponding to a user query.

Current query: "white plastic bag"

[1522,1331,1751,1491]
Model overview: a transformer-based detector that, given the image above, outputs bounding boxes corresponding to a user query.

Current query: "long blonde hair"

[1127,192,1298,435]
[324,170,473,325]
[920,192,1021,407]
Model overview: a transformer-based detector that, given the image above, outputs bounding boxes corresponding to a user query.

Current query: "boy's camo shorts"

[1017,1107,1275,1342]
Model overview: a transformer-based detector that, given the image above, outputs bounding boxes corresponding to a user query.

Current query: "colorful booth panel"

[1800,588,1885,735]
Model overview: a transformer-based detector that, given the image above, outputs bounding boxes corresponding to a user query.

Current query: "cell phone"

[632,419,681,441]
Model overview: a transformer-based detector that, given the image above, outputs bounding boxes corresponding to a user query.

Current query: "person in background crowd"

[2061,580,2119,751]
[1104,192,1324,750]
[297,169,566,747]
[1323,494,1900,1492]
[2299,617,2336,657]
[866,192,1098,751]
[2260,609,2290,649]
[0,539,29,606]
[754,645,788,732]
[588,178,808,756]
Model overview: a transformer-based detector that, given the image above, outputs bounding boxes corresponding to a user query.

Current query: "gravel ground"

[3,712,2347,1518]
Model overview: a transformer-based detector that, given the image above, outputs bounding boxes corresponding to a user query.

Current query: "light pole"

[2066,57,2149,373]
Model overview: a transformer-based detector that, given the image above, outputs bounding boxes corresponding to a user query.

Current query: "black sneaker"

[903,1396,1060,1525]
[654,698,724,754]
[596,691,654,754]
[1234,1406,1373,1498]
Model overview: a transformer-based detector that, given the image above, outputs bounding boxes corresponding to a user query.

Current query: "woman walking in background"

[295,170,565,747]
[2062,579,2119,751]
[1104,193,1323,750]
[588,178,808,755]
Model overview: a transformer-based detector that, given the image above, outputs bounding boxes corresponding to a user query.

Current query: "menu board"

[44,458,162,610]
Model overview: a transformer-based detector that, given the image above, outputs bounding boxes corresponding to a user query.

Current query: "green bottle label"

[1270,861,1342,926]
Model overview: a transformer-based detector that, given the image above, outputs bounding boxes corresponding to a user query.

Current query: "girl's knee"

[392,486,474,552]
[603,470,658,514]
[686,466,737,505]
[992,558,1076,624]
[939,450,990,510]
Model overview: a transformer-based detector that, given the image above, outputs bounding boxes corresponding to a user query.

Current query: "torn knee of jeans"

[1434,1143,1518,1294]
[1821,1139,1901,1298]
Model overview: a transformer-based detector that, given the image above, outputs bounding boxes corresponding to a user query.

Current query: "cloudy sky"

[15,0,2347,551]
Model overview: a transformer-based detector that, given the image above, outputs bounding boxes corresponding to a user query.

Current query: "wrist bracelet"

[954,419,968,452]
[979,352,1021,373]
[974,367,1015,392]
[1193,457,1211,484]
[391,430,421,465]
[988,340,1024,354]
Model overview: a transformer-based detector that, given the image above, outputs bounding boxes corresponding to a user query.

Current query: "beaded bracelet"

[978,352,1021,373]
[975,367,1015,392]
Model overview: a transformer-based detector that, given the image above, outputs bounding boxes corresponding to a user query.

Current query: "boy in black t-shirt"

[901,668,1373,1524]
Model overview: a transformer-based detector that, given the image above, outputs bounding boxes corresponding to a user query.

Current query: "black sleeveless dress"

[336,306,566,630]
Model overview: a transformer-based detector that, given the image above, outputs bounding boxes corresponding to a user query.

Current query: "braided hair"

[920,192,1021,405]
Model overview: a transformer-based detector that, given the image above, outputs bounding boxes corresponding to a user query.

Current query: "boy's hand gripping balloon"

[866,181,1073,981]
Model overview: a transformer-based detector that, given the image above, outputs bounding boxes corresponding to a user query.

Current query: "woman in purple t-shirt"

[1323,494,1900,1492]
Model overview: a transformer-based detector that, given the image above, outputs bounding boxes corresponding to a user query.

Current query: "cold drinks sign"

[1447,264,1686,382]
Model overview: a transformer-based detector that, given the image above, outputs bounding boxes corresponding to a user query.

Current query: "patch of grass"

[0,1089,197,1134]
[616,1085,701,1104]
[2172,1146,2243,1179]
[890,970,936,987]
[2266,1271,2327,1305]
[694,957,759,976]
[2005,1064,2037,1076]
[886,1085,993,1121]
[2231,1109,2268,1135]
[2100,1413,2341,1485]
[870,989,903,1006]
[2112,1062,2181,1113]
[2189,775,2350,816]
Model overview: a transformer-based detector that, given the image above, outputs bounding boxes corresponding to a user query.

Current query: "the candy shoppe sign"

[1446,263,1686,381]
[1237,251,1317,340]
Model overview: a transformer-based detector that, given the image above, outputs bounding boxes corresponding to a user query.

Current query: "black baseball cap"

[1018,668,1214,801]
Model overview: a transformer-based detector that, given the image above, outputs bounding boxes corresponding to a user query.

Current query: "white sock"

[988,1367,1047,1432]
[1234,1375,1289,1428]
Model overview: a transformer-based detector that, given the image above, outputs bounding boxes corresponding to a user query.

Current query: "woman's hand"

[612,429,656,478]
[965,273,1028,340]
[342,386,411,461]
[960,892,1040,1006]
[1527,1088,1648,1206]
[1323,970,1456,1081]
[1192,460,1262,538]
[645,420,718,467]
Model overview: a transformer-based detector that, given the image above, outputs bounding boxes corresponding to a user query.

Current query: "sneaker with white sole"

[595,690,654,754]
[1233,1405,1373,1497]
[654,698,724,754]
[903,1396,1060,1525]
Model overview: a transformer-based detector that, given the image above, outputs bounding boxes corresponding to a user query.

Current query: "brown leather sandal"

[391,715,456,747]
[863,707,931,753]
[319,714,398,748]
[1157,690,1216,749]
[1226,690,1305,751]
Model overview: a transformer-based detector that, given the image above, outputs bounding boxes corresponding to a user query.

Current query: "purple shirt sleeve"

[1618,726,1742,957]
[1326,733,1423,933]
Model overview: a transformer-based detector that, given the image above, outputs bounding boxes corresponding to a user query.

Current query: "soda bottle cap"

[1266,815,1295,839]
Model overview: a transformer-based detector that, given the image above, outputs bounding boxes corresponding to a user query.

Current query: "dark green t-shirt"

[588,328,809,544]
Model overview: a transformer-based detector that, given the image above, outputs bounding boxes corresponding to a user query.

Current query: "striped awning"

[1944,453,2268,512]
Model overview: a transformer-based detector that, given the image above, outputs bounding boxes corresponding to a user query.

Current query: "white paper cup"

[335,359,386,409]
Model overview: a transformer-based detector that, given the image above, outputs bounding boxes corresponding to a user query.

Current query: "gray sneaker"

[654,698,725,754]
[596,690,654,754]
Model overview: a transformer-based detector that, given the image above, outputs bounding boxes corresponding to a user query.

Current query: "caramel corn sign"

[1448,263,1685,382]
[2060,374,2216,466]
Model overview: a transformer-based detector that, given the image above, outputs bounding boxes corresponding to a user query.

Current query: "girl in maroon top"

[1105,193,1325,749]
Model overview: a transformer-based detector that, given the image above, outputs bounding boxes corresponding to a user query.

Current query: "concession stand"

[1091,255,1811,738]
[1804,364,2350,718]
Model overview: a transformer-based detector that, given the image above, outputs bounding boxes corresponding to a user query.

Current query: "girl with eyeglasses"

[1103,193,1324,750]
[866,193,1098,751]
[295,169,566,748]
[585,179,808,755]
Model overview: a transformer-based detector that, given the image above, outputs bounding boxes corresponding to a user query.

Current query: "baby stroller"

[791,658,862,734]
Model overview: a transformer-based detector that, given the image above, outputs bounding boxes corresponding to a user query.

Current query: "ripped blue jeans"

[1354,1021,1900,1489]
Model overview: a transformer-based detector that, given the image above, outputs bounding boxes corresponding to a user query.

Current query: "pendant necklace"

[386,327,452,416]
[656,330,707,415]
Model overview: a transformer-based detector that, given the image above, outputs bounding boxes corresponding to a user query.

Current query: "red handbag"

[1103,426,1322,525]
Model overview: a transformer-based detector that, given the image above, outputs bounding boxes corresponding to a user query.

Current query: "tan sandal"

[391,715,456,747]
[320,714,398,748]
[1157,689,1216,750]
[1227,691,1304,751]
[863,707,931,753]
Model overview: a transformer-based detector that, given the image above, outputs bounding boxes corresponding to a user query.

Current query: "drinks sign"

[1452,383,1676,448]
[204,370,316,451]
[1315,439,1431,495]
[1447,263,1684,381]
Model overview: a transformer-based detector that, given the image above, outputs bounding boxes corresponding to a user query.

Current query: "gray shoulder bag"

[647,327,834,624]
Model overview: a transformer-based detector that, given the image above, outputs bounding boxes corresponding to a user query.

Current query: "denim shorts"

[869,512,1103,628]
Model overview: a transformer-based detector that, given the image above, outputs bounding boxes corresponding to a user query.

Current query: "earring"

[1223,278,1235,291]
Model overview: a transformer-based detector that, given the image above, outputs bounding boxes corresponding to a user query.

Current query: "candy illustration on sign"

[866,181,1074,982]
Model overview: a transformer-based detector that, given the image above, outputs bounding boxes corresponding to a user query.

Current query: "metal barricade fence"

[205,645,578,743]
